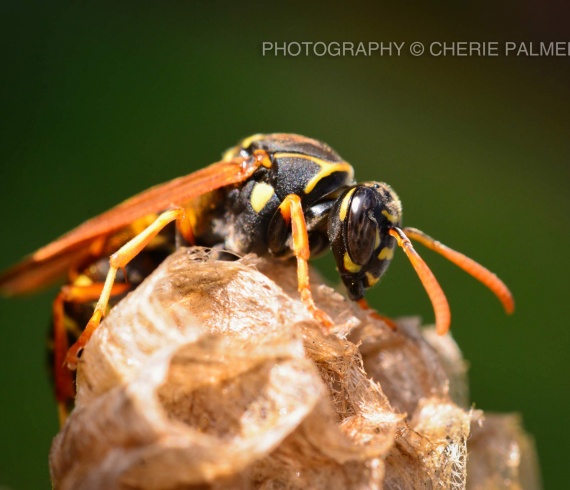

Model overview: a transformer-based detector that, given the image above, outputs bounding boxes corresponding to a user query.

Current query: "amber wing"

[0,158,257,296]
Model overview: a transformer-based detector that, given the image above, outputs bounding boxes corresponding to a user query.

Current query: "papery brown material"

[49,248,540,490]
[467,413,542,490]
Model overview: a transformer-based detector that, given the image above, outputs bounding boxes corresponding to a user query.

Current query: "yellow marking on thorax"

[241,134,265,148]
[250,182,275,213]
[366,272,379,287]
[274,152,354,195]
[339,188,356,222]
[382,210,398,223]
[343,252,362,273]
[222,134,266,161]
[378,247,394,261]
[222,147,238,161]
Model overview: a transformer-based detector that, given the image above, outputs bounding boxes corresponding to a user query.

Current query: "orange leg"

[64,208,192,369]
[279,195,332,328]
[53,282,130,425]
[176,208,195,245]
[356,298,398,330]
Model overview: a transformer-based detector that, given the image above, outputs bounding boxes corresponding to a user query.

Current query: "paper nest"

[49,248,541,490]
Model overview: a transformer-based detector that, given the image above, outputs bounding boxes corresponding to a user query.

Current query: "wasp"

[0,133,514,422]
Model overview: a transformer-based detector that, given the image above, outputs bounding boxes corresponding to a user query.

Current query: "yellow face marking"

[378,247,394,261]
[382,210,398,223]
[374,229,381,249]
[343,252,362,273]
[250,182,275,213]
[339,188,356,222]
[366,272,379,287]
[273,152,354,195]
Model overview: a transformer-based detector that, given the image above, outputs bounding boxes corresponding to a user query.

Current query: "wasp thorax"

[328,182,401,300]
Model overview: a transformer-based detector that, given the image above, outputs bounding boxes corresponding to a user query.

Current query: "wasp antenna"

[389,227,451,335]
[402,227,515,315]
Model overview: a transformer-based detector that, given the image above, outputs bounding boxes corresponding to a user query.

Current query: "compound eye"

[347,187,379,265]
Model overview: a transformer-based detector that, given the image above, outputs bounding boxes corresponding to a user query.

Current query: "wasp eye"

[347,187,379,265]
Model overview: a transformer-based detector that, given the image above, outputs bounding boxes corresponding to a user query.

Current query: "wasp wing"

[0,157,257,296]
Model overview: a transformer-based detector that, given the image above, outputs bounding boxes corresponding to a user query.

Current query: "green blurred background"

[1,2,568,488]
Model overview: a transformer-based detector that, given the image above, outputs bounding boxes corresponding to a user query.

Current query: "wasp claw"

[64,343,84,371]
[313,308,333,329]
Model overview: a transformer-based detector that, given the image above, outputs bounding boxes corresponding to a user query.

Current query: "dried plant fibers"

[49,248,541,489]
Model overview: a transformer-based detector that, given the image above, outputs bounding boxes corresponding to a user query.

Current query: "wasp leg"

[176,207,195,245]
[279,195,333,328]
[356,298,397,330]
[65,208,192,369]
[53,282,130,424]
[52,289,75,425]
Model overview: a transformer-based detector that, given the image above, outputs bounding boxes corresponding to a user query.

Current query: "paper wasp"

[0,133,514,421]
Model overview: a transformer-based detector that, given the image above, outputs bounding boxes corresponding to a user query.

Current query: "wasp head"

[328,182,402,300]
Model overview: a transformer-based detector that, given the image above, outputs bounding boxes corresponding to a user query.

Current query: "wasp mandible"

[0,133,514,421]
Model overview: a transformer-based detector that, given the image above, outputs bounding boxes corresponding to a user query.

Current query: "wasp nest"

[49,248,541,490]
